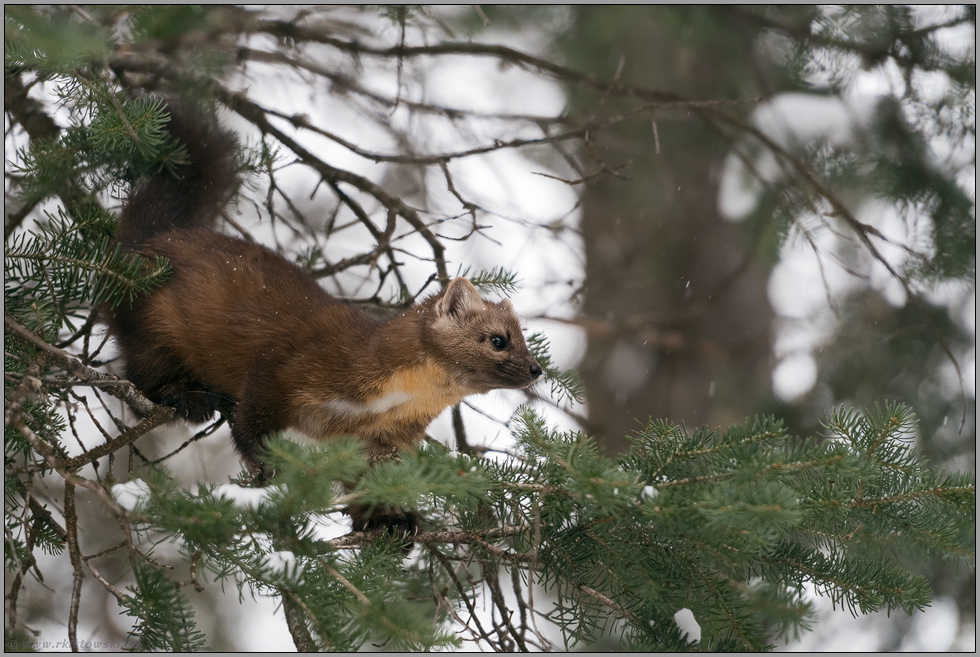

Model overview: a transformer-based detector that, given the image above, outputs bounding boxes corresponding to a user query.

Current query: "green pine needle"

[5,207,171,333]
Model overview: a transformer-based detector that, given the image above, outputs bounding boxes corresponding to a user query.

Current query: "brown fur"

[108,101,542,480]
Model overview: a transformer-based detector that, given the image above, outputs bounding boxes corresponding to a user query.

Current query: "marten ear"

[436,278,485,321]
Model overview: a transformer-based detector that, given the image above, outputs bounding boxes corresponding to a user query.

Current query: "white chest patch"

[323,389,414,417]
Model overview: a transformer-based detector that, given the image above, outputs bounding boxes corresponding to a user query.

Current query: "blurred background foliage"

[547,6,976,647]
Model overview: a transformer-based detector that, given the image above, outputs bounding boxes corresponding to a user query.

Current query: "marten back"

[117,99,238,248]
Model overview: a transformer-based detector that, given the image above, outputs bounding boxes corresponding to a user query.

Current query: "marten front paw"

[347,504,422,553]
[239,460,275,486]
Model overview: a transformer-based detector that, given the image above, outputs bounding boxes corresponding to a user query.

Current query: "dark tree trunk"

[564,7,782,452]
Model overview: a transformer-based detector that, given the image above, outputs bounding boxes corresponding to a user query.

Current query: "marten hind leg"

[120,339,224,422]
[347,504,422,541]
[154,380,230,423]
[230,384,289,478]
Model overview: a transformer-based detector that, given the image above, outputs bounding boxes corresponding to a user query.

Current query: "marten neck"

[299,297,469,398]
[356,299,440,371]
[288,298,471,440]
[375,308,425,365]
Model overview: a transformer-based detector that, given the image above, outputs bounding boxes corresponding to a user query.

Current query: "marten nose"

[530,362,542,378]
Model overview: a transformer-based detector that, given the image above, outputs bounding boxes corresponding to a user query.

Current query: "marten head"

[426,278,542,394]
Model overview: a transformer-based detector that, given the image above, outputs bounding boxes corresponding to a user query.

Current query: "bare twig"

[84,558,128,604]
[484,562,528,651]
[428,546,497,648]
[220,90,450,284]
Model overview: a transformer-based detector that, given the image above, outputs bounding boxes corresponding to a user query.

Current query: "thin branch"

[84,558,127,604]
[574,582,642,627]
[329,523,529,549]
[61,407,177,472]
[281,591,320,652]
[64,482,84,653]
[249,22,683,103]
[321,561,371,606]
[148,417,226,465]
[484,561,528,651]
[219,89,450,284]
[428,546,498,648]
[4,313,165,418]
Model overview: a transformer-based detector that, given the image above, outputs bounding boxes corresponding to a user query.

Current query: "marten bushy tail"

[117,99,239,248]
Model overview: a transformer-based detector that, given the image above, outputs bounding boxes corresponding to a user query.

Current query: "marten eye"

[490,335,509,350]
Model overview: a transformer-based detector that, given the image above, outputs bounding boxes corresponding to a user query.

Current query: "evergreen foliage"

[72,405,977,651]
[122,563,208,652]
[9,83,190,215]
[464,266,522,297]
[525,331,586,406]
[5,207,170,334]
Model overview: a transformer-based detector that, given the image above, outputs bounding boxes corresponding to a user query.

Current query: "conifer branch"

[3,71,96,239]
[4,312,170,419]
[61,407,178,472]
[329,524,529,549]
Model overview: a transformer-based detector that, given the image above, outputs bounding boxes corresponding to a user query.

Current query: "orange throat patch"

[294,361,472,441]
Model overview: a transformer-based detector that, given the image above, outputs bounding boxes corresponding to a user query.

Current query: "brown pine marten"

[108,99,542,531]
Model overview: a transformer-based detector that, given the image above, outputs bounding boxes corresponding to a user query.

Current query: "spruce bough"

[63,402,972,651]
